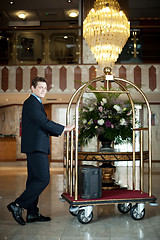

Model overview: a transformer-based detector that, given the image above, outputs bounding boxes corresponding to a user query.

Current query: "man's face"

[31,81,47,99]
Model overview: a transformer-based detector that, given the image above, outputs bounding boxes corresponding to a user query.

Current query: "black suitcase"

[79,165,102,199]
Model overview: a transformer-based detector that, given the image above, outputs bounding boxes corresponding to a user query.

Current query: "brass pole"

[86,90,130,94]
[105,67,110,91]
[75,104,79,200]
[74,85,87,200]
[70,130,74,197]
[75,91,86,200]
[148,109,152,196]
[66,131,69,193]
[127,95,136,191]
[66,84,87,195]
[140,129,144,193]
[132,128,136,190]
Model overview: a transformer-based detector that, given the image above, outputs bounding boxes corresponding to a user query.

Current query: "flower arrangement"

[78,88,133,146]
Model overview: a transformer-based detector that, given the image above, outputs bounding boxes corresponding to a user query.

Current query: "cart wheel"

[130,204,145,220]
[77,210,93,224]
[118,203,132,214]
[69,206,79,216]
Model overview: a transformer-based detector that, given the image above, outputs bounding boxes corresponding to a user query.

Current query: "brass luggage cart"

[61,68,157,224]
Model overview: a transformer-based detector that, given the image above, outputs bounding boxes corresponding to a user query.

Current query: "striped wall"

[0,64,160,102]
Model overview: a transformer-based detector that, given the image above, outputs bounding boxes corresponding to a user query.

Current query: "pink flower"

[111,124,114,128]
[127,110,132,116]
[98,106,103,112]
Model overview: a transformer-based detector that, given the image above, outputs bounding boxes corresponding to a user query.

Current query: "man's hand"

[64,124,75,132]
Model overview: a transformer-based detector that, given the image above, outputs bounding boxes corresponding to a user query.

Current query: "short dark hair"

[31,77,47,88]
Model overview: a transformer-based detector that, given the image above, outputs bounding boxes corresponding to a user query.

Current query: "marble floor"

[0,164,160,240]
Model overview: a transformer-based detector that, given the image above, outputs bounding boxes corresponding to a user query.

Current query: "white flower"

[100,101,104,106]
[97,119,104,125]
[102,98,107,103]
[89,107,94,111]
[113,104,121,113]
[82,119,87,124]
[120,118,126,126]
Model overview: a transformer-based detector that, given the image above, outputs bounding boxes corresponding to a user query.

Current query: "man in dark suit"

[7,77,74,225]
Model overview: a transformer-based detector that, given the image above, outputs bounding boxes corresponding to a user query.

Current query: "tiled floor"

[0,164,160,240]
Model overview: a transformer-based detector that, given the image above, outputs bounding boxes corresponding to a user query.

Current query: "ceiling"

[0,0,160,28]
[0,0,80,28]
[0,0,160,107]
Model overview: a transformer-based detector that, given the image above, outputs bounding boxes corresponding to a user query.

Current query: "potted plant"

[78,86,133,151]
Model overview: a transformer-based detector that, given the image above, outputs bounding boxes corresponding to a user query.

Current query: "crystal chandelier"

[83,0,130,69]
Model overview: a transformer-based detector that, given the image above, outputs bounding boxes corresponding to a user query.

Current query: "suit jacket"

[21,95,64,154]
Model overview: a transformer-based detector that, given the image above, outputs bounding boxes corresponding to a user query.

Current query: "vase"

[99,163,120,190]
[98,135,114,152]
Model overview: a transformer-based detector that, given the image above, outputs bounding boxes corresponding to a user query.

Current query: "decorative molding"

[0,64,160,101]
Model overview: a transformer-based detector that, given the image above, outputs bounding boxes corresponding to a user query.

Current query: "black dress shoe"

[26,213,51,223]
[7,202,26,225]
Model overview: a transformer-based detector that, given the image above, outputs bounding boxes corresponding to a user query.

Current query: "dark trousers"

[15,152,50,215]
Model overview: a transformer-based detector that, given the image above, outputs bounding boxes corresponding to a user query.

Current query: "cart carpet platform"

[62,189,157,206]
